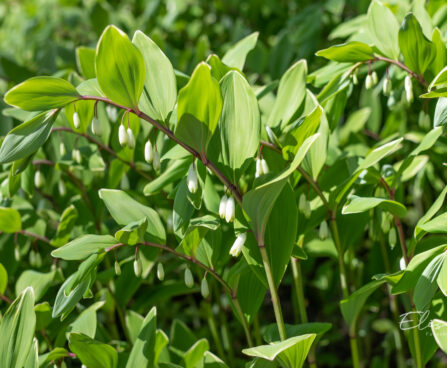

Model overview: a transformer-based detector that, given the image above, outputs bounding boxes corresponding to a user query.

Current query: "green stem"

[329,218,349,298]
[291,258,317,368]
[259,245,287,341]
[205,301,225,360]
[350,333,361,368]
[411,307,424,368]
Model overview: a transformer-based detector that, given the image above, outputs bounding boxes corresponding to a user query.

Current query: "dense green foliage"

[3,0,447,367]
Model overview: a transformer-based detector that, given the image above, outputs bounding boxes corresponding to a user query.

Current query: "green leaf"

[52,273,92,319]
[65,100,95,133]
[415,186,447,240]
[418,213,447,237]
[76,47,96,79]
[0,287,36,368]
[15,269,55,302]
[115,217,148,246]
[173,179,195,231]
[132,31,177,122]
[99,189,166,243]
[4,76,79,111]
[340,279,386,333]
[429,66,447,91]
[207,54,236,81]
[203,352,229,367]
[0,110,57,164]
[69,333,118,368]
[414,252,445,310]
[367,0,400,60]
[267,60,307,129]
[242,334,316,368]
[263,323,332,343]
[219,71,260,171]
[95,25,145,108]
[243,133,319,244]
[236,263,266,323]
[222,32,258,70]
[398,13,436,75]
[143,158,191,196]
[64,253,104,295]
[126,307,157,368]
[316,42,374,62]
[51,205,78,247]
[177,215,220,257]
[176,62,223,155]
[68,301,105,339]
[0,263,7,294]
[24,338,38,368]
[51,234,117,260]
[434,98,447,127]
[342,196,407,217]
[0,207,21,233]
[438,255,447,297]
[431,319,447,353]
[184,339,210,368]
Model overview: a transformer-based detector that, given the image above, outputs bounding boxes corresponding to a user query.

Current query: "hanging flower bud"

[299,193,307,213]
[352,71,358,85]
[389,227,397,248]
[261,159,269,174]
[72,148,82,164]
[106,105,118,122]
[91,117,102,136]
[219,195,228,219]
[365,74,373,90]
[399,257,406,271]
[152,149,160,171]
[157,262,165,281]
[58,180,66,197]
[184,268,194,288]
[303,200,311,219]
[229,232,247,257]
[319,220,329,240]
[418,110,431,129]
[255,158,262,177]
[127,128,135,149]
[201,278,210,298]
[144,141,153,163]
[73,111,81,129]
[14,246,20,261]
[383,78,392,96]
[114,260,121,276]
[119,124,128,147]
[59,142,66,157]
[187,164,198,193]
[225,196,235,223]
[133,257,142,278]
[404,75,413,103]
[34,170,45,189]
[371,71,378,85]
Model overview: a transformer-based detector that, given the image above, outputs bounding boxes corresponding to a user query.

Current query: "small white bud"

[152,149,160,171]
[187,164,198,193]
[365,74,373,90]
[14,246,20,261]
[371,71,378,85]
[184,268,194,288]
[114,261,121,276]
[144,141,153,163]
[319,220,329,240]
[106,105,118,122]
[261,159,269,174]
[127,128,135,149]
[119,124,128,147]
[299,194,307,213]
[219,195,228,219]
[58,180,66,197]
[383,78,392,96]
[304,200,311,219]
[255,158,263,178]
[133,257,142,278]
[389,227,397,248]
[201,278,210,298]
[230,232,247,257]
[72,149,82,164]
[157,262,165,281]
[59,142,66,157]
[91,117,102,136]
[405,75,413,103]
[34,170,45,188]
[399,257,406,271]
[73,111,81,129]
[225,196,235,223]
[352,72,358,85]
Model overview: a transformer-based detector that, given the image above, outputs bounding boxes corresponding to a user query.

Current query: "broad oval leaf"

[0,110,58,164]
[51,234,117,260]
[0,207,21,233]
[96,25,145,108]
[219,71,260,171]
[316,41,374,62]
[69,333,118,368]
[0,287,36,368]
[222,32,258,70]
[132,31,177,122]
[342,196,407,217]
[431,319,447,353]
[4,76,79,111]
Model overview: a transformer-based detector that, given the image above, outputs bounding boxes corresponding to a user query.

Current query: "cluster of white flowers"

[119,124,136,149]
[144,140,160,171]
[219,195,235,223]
[255,157,269,177]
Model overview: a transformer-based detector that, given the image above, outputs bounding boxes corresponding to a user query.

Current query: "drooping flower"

[319,220,329,240]
[157,262,165,281]
[365,74,373,90]
[225,196,235,223]
[184,268,194,288]
[219,195,228,219]
[261,159,269,174]
[119,124,128,147]
[230,233,247,257]
[34,170,45,188]
[383,78,392,96]
[73,111,81,129]
[152,148,160,171]
[114,260,121,276]
[91,117,102,136]
[187,164,198,193]
[59,142,66,157]
[127,128,135,149]
[404,75,413,103]
[144,141,153,163]
[201,278,210,298]
[255,158,263,177]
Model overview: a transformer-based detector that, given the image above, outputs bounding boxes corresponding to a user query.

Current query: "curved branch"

[79,95,243,205]
[373,56,428,88]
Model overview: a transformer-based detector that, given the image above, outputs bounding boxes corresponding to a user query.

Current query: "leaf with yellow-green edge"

[0,287,36,368]
[51,205,78,247]
[51,234,117,261]
[69,333,118,368]
[222,32,258,70]
[267,60,307,129]
[95,25,145,109]
[0,207,21,233]
[342,196,407,217]
[184,339,210,368]
[176,62,222,155]
[219,70,260,172]
[0,263,7,294]
[132,31,177,123]
[76,47,96,79]
[316,41,374,62]
[4,76,79,111]
[0,110,58,164]
[15,269,56,302]
[115,217,148,246]
[431,319,447,353]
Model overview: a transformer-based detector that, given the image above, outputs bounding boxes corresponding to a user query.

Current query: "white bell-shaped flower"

[371,71,378,85]
[133,257,142,278]
[319,220,329,240]
[187,164,198,193]
[365,74,373,90]
[184,268,194,288]
[73,111,81,129]
[255,158,263,177]
[404,75,413,103]
[72,148,82,164]
[58,180,66,197]
[201,278,210,298]
[91,117,102,136]
[261,159,269,174]
[230,233,247,257]
[114,260,121,275]
[127,128,135,149]
[157,262,165,281]
[219,195,227,219]
[144,141,153,163]
[34,170,45,189]
[59,142,66,157]
[225,196,235,223]
[383,78,392,96]
[119,124,128,147]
